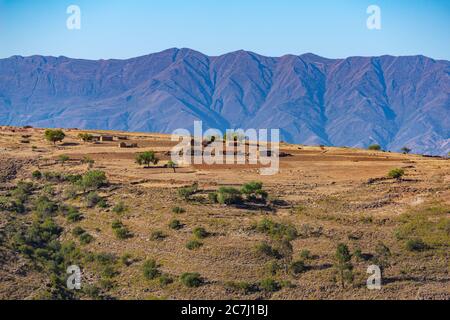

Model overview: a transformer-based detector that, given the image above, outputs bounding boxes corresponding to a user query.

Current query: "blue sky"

[0,0,449,60]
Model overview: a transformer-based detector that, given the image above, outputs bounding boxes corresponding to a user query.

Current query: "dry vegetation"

[0,126,449,300]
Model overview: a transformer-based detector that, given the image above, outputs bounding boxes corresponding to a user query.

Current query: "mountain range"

[0,48,448,155]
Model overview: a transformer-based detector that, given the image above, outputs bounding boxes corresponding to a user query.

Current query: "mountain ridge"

[0,48,448,154]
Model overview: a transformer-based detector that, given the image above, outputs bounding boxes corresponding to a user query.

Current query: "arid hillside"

[0,126,448,300]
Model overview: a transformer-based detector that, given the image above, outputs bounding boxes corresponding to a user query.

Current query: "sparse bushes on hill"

[255,218,297,241]
[395,203,449,251]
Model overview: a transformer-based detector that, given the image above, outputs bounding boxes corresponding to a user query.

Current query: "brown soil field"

[0,126,448,300]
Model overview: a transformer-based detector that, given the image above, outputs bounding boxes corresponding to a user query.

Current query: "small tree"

[401,147,411,154]
[388,168,405,180]
[368,144,381,151]
[167,160,177,173]
[44,129,65,145]
[78,133,94,142]
[334,243,353,288]
[135,151,159,168]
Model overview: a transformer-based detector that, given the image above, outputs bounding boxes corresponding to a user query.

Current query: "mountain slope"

[0,48,448,154]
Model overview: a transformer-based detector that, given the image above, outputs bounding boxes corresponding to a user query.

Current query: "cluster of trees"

[208,181,268,205]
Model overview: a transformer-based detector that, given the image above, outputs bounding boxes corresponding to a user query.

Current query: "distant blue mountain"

[0,48,448,154]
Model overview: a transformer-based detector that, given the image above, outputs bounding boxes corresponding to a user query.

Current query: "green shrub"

[290,260,307,274]
[265,260,280,275]
[72,227,86,236]
[208,192,218,203]
[112,201,126,214]
[158,274,173,286]
[120,253,134,266]
[79,232,94,245]
[78,170,107,192]
[172,206,185,214]
[388,168,405,179]
[67,210,83,222]
[241,181,268,202]
[178,183,198,200]
[111,220,123,229]
[368,144,381,151]
[150,230,166,241]
[32,170,42,180]
[256,218,297,241]
[299,249,312,260]
[334,243,353,288]
[224,281,253,294]
[113,226,132,239]
[406,239,428,252]
[58,154,70,165]
[193,227,208,239]
[217,187,242,205]
[112,220,132,239]
[169,219,183,230]
[180,272,202,287]
[186,239,203,250]
[86,192,102,208]
[259,278,280,292]
[143,259,160,280]
[35,196,58,217]
[255,241,280,258]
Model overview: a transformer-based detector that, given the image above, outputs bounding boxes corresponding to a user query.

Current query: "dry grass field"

[0,126,449,300]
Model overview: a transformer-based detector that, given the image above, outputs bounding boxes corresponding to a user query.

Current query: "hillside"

[0,126,448,300]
